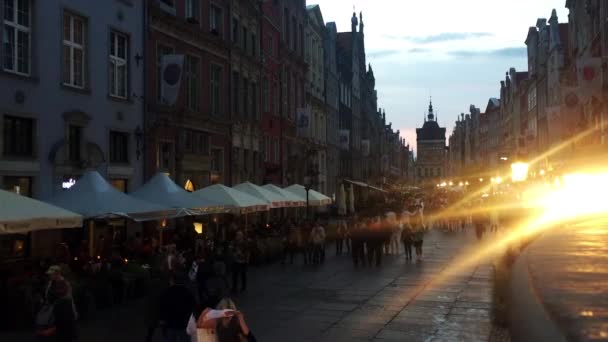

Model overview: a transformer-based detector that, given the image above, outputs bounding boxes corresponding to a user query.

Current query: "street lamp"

[304,175,312,220]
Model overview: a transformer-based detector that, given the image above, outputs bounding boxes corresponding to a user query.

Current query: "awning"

[344,179,387,193]
[193,184,269,214]
[47,171,180,221]
[0,189,83,234]
[131,173,229,215]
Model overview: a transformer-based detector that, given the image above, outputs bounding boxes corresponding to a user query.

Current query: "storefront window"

[3,176,32,197]
[110,179,128,193]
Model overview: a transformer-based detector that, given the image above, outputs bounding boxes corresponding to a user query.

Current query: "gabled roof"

[307,4,325,29]
[516,71,529,83]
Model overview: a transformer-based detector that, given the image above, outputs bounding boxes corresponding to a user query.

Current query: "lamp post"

[304,175,312,220]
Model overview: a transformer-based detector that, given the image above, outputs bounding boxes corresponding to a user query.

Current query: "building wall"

[261,0,283,185]
[0,0,144,199]
[324,22,339,198]
[146,0,232,189]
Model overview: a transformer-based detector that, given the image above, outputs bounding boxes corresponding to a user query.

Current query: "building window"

[159,0,175,14]
[210,64,221,116]
[263,136,269,162]
[231,17,238,44]
[62,11,87,88]
[268,35,274,56]
[156,45,174,102]
[109,31,128,99]
[283,8,289,44]
[109,131,129,163]
[196,131,209,155]
[251,82,258,120]
[528,86,537,111]
[185,0,199,22]
[273,81,280,117]
[68,125,82,162]
[274,137,279,163]
[251,33,256,57]
[158,142,173,171]
[2,0,30,75]
[232,71,239,115]
[209,4,222,36]
[243,77,249,118]
[185,55,200,112]
[262,77,269,112]
[3,115,33,157]
[242,26,247,51]
[110,179,128,193]
[3,175,31,196]
[211,148,223,173]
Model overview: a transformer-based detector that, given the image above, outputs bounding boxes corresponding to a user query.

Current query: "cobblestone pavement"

[526,224,608,341]
[2,229,499,342]
[236,229,496,342]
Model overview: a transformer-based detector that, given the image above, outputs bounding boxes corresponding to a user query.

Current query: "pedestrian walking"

[311,222,326,264]
[351,222,365,267]
[335,220,346,256]
[401,223,413,262]
[36,273,77,342]
[160,273,196,342]
[388,214,402,255]
[411,208,426,261]
[230,231,249,294]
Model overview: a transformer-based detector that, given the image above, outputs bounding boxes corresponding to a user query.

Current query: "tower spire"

[427,97,435,121]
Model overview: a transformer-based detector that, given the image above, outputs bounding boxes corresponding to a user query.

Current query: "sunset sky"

[309,0,569,151]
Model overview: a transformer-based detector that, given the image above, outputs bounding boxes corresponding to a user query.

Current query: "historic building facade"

[324,21,340,198]
[260,0,283,185]
[0,0,145,256]
[416,101,446,184]
[304,5,327,195]
[146,0,232,189]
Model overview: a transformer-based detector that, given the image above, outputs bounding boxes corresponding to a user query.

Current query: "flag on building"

[361,139,370,157]
[161,55,184,105]
[576,57,603,101]
[297,107,310,137]
[339,130,350,150]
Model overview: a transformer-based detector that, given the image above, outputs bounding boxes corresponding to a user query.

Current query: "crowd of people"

[24,197,437,342]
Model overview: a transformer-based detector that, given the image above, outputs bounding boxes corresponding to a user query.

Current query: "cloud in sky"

[308,0,568,146]
[408,48,431,54]
[391,32,494,44]
[367,49,400,59]
[447,47,527,58]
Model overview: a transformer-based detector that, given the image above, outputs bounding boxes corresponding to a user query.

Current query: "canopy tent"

[284,184,332,206]
[131,173,229,215]
[47,171,179,221]
[344,179,387,193]
[193,184,269,214]
[233,182,289,208]
[0,189,83,234]
[261,184,306,207]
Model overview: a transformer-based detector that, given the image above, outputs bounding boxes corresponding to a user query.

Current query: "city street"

[2,229,502,342]
[523,223,608,341]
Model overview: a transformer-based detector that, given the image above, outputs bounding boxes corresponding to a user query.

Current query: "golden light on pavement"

[511,162,529,182]
[424,170,608,296]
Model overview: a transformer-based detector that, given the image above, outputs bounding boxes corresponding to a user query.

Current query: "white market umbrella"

[284,184,332,207]
[0,189,83,234]
[234,182,289,208]
[261,184,306,207]
[348,185,355,213]
[47,171,179,221]
[193,184,269,214]
[338,184,347,216]
[131,173,229,215]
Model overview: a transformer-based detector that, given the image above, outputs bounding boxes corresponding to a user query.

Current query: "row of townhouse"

[0,0,411,257]
[448,2,608,178]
